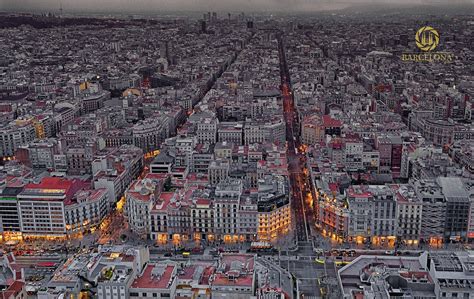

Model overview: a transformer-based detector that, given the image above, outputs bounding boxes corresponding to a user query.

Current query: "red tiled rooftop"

[144,173,170,180]
[196,198,211,205]
[177,266,196,280]
[200,266,215,285]
[152,192,174,211]
[0,281,24,297]
[348,191,372,198]
[213,274,253,287]
[24,177,73,190]
[7,254,14,263]
[322,115,342,127]
[65,188,106,206]
[213,253,255,287]
[186,173,208,181]
[329,183,339,193]
[221,254,254,268]
[131,264,175,290]
[330,142,343,150]
[23,177,91,202]
[128,189,154,202]
[6,176,26,188]
[15,270,22,280]
[37,262,56,267]
[159,192,175,202]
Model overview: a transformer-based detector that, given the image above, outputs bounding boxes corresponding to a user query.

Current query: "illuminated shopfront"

[429,237,443,247]
[404,239,419,246]
[355,235,365,245]
[22,234,67,241]
[193,232,201,241]
[157,233,168,244]
[207,234,215,242]
[223,235,241,243]
[372,236,396,247]
[172,234,181,245]
[0,231,23,242]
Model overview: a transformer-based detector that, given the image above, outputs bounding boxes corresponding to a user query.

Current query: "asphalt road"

[277,33,325,298]
[278,34,311,244]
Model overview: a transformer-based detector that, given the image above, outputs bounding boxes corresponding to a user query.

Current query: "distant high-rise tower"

[160,40,169,62]
[212,12,217,22]
[247,21,254,29]
[200,20,207,34]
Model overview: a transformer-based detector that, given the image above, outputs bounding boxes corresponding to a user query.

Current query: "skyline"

[2,0,472,13]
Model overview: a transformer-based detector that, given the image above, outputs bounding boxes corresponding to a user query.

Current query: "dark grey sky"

[0,0,468,13]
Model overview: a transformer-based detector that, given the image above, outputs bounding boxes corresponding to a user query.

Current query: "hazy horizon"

[2,0,472,14]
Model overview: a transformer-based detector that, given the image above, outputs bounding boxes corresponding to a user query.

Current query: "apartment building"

[125,174,166,239]
[347,185,398,246]
[17,177,108,238]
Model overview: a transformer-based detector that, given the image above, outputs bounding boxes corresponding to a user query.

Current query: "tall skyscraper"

[200,20,207,34]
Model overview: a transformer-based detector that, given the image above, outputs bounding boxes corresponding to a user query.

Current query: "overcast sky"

[0,0,468,13]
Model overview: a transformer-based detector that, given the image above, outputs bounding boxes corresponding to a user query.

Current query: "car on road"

[335,260,350,267]
[314,258,325,264]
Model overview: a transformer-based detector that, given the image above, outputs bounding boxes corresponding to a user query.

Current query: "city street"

[278,34,311,244]
[278,33,323,298]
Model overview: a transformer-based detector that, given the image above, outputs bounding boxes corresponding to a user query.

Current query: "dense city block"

[0,3,472,299]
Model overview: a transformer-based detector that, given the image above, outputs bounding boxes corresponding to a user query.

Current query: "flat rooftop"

[131,264,176,290]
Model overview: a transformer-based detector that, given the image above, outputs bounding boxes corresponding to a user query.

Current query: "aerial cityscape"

[0,0,473,298]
